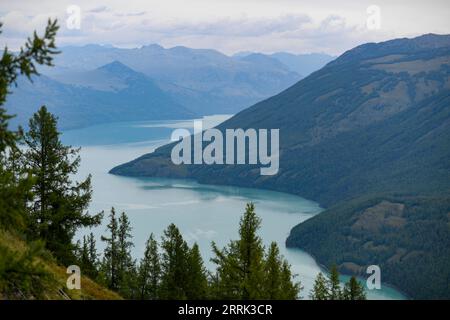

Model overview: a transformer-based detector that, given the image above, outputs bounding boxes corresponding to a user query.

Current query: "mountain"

[233,51,335,76]
[110,34,450,299]
[6,61,195,130]
[40,44,303,115]
[270,52,335,76]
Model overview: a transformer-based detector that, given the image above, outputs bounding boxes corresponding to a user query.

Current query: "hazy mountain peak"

[141,43,164,50]
[97,60,136,74]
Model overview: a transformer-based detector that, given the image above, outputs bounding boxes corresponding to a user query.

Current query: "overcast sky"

[1,0,449,55]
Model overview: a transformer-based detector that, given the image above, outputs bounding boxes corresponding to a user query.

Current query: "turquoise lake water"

[62,115,406,300]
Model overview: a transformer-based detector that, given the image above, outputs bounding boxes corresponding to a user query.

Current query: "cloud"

[1,0,449,55]
[87,5,109,13]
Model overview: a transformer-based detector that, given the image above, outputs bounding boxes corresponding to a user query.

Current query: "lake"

[62,115,406,300]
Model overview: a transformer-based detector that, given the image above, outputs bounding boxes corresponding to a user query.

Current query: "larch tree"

[23,106,102,263]
[159,223,190,299]
[0,19,58,232]
[101,208,119,290]
[310,272,329,300]
[137,233,161,300]
[185,243,209,299]
[343,276,367,300]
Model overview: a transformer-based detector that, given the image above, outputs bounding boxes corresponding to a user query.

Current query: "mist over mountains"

[6,44,333,129]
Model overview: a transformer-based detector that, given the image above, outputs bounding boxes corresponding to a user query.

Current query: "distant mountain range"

[234,52,335,76]
[110,34,450,299]
[7,44,333,129]
[7,61,194,130]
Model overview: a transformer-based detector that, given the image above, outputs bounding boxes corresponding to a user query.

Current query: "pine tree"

[264,242,282,299]
[137,234,161,300]
[159,223,190,299]
[279,260,302,299]
[77,233,99,279]
[101,208,119,290]
[343,276,367,300]
[211,203,265,299]
[23,106,102,263]
[212,203,300,300]
[328,265,342,300]
[186,243,209,299]
[310,272,329,300]
[0,19,59,232]
[116,211,137,298]
[238,203,265,299]
[263,242,301,299]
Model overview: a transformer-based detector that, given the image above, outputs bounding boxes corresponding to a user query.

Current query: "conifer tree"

[137,234,161,300]
[263,243,301,299]
[328,265,342,300]
[101,208,119,290]
[159,223,190,299]
[77,233,99,279]
[0,19,59,232]
[310,272,329,300]
[279,260,302,299]
[343,276,367,300]
[116,211,137,298]
[212,203,300,300]
[186,243,209,299]
[264,242,283,299]
[23,106,102,263]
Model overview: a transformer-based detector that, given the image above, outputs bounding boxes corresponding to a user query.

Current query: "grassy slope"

[0,230,121,300]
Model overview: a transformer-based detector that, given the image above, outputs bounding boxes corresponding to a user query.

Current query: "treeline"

[310,265,366,300]
[75,203,301,299]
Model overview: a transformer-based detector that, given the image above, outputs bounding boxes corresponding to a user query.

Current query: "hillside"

[6,61,195,130]
[110,34,450,299]
[0,230,121,300]
[234,52,335,76]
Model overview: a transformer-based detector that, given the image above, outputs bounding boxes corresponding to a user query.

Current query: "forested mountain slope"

[110,34,450,299]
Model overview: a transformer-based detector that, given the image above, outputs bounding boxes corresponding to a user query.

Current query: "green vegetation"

[288,195,450,299]
[310,268,366,300]
[76,203,304,300]
[111,34,450,299]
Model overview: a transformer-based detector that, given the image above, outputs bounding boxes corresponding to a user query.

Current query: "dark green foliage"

[22,106,102,263]
[116,212,137,298]
[137,234,161,300]
[76,233,99,280]
[0,19,59,232]
[343,276,366,300]
[101,208,120,291]
[310,272,328,300]
[264,243,302,299]
[185,243,209,299]
[159,223,192,299]
[310,267,366,300]
[289,195,450,299]
[212,203,301,300]
[328,265,341,300]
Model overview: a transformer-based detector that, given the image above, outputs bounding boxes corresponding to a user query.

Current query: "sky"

[1,0,449,56]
